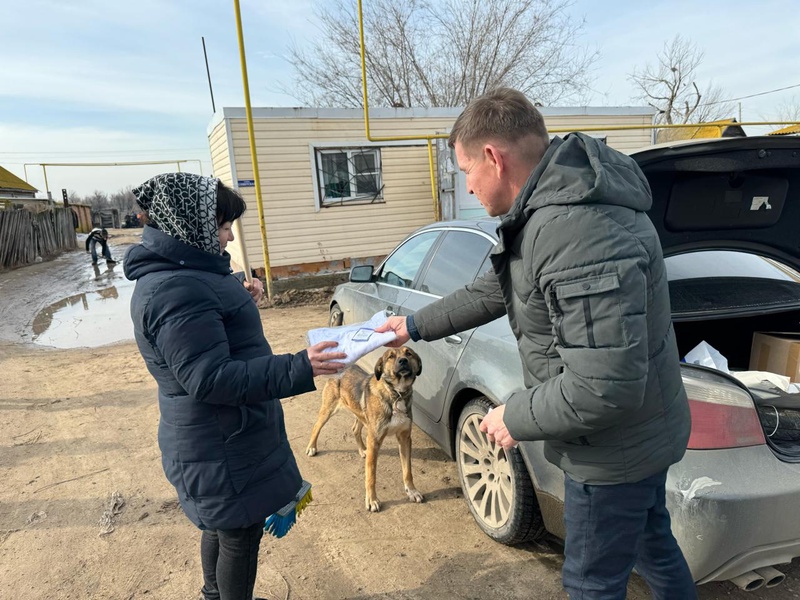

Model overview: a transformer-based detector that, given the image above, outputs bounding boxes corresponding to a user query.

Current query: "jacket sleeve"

[85,234,91,251]
[413,266,507,341]
[503,212,650,441]
[146,276,314,406]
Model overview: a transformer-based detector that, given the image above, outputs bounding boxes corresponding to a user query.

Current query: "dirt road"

[1,233,799,599]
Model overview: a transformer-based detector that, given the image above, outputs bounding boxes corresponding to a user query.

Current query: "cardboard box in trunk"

[750,332,800,383]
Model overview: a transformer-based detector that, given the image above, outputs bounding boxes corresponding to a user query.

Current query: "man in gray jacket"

[377,88,695,598]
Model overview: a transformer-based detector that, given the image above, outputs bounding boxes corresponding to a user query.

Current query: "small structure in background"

[207,105,657,282]
[92,207,120,229]
[0,164,77,269]
[0,165,48,212]
[767,124,800,137]
[657,118,747,143]
[70,203,93,233]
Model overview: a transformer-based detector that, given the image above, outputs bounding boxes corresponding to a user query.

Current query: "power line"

[0,148,209,156]
[700,82,800,106]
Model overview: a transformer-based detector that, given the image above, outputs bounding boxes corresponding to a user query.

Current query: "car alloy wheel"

[455,396,544,544]
[329,304,344,327]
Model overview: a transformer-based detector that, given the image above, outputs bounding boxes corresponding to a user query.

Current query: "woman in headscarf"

[124,173,345,600]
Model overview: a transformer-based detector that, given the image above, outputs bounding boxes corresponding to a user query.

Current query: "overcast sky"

[1,0,798,196]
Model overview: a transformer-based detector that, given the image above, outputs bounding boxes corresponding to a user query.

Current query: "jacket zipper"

[549,286,568,347]
[582,298,596,348]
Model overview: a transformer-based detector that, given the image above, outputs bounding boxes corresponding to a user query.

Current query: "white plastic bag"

[731,370,791,391]
[307,310,397,366]
[684,341,730,373]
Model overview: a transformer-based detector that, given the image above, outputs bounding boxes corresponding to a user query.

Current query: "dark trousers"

[562,469,697,600]
[89,238,112,263]
[200,522,264,600]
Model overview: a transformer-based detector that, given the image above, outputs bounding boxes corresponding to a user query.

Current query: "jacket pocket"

[218,405,248,443]
[549,273,623,349]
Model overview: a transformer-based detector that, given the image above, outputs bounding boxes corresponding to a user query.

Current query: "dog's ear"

[408,348,422,376]
[374,355,384,381]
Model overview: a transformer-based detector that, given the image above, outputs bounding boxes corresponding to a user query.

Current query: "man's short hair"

[448,88,549,151]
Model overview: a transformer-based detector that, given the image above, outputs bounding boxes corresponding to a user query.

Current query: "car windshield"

[666,251,800,282]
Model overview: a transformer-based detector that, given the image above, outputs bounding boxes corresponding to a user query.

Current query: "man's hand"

[243,278,264,303]
[306,341,347,376]
[479,405,518,450]
[374,316,411,347]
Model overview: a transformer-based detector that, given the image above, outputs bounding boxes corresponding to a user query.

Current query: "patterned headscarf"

[133,173,221,254]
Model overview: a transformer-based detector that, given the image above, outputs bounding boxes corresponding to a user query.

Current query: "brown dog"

[306,347,423,512]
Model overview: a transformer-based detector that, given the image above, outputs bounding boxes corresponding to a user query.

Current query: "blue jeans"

[562,469,697,599]
[200,522,264,600]
[89,238,112,263]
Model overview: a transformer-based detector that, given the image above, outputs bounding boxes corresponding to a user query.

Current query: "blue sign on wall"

[237,179,255,187]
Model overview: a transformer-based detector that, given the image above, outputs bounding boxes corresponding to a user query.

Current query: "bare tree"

[630,35,734,125]
[85,190,109,212]
[286,0,597,108]
[108,186,138,215]
[775,96,800,123]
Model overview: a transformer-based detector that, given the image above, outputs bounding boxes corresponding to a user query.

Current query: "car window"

[376,231,439,288]
[666,251,800,282]
[477,252,494,278]
[418,231,493,296]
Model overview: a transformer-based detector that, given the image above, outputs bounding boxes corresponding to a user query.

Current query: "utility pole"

[202,37,216,114]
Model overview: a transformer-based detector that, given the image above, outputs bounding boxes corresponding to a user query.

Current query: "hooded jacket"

[85,228,107,251]
[410,133,691,484]
[124,176,314,529]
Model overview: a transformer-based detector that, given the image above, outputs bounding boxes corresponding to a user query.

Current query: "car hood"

[632,136,800,272]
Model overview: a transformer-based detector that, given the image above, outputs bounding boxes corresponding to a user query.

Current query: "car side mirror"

[350,265,374,283]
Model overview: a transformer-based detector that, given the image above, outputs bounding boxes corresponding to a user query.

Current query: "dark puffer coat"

[411,133,691,484]
[125,226,314,529]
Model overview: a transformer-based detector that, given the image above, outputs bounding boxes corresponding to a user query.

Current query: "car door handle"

[444,335,462,345]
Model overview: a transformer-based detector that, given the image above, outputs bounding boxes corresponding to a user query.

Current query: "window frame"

[309,140,427,212]
[313,146,384,208]
[375,230,443,290]
[415,229,495,297]
[372,225,497,296]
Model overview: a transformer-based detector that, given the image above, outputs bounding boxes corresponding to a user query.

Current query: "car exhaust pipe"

[754,566,785,588]
[729,571,765,591]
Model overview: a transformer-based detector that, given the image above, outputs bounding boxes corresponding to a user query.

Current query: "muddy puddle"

[32,262,135,348]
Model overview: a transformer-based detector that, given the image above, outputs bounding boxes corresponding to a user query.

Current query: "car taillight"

[683,375,765,449]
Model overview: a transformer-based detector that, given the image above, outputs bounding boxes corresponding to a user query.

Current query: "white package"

[307,310,397,365]
[684,341,729,373]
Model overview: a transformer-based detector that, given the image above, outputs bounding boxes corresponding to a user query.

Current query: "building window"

[316,148,383,206]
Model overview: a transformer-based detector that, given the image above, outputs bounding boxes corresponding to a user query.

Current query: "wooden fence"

[0,207,77,269]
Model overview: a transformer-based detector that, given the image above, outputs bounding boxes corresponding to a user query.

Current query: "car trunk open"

[635,137,800,459]
[671,294,800,458]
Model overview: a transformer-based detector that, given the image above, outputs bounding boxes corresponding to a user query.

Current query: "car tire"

[455,396,545,545]
[329,304,344,327]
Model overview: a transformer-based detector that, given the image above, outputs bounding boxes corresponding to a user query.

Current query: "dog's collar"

[389,387,410,416]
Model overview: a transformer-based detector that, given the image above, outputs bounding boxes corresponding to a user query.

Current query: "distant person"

[124,173,346,600]
[85,227,115,265]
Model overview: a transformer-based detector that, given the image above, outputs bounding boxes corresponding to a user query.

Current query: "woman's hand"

[307,341,347,376]
[243,278,264,303]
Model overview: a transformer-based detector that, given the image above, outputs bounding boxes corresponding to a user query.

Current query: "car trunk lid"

[632,136,800,272]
